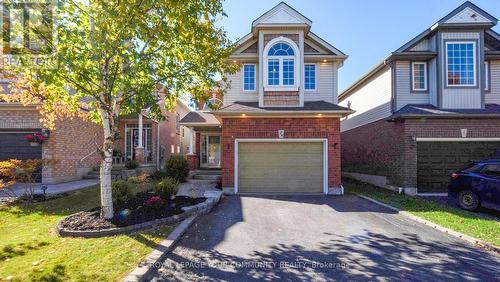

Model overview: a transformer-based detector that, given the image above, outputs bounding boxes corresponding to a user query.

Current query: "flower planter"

[29,142,41,147]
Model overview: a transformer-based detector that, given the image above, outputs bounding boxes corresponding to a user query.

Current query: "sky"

[218,0,500,93]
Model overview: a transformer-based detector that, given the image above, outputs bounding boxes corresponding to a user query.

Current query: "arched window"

[264,39,299,88]
[268,43,295,56]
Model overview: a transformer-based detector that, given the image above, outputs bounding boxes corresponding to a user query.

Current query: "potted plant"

[24,132,47,146]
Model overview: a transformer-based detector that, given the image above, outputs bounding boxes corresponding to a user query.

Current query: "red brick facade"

[342,117,500,188]
[220,117,342,189]
[0,107,103,184]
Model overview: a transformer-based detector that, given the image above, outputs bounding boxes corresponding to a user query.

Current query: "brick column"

[187,154,197,170]
[134,147,145,164]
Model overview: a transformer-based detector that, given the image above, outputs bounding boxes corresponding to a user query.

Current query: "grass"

[0,183,175,282]
[343,178,500,247]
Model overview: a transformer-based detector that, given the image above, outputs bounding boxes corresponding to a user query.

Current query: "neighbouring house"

[0,82,191,183]
[339,1,500,195]
[180,2,352,195]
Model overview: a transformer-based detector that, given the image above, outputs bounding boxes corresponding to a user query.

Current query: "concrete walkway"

[1,179,99,198]
[176,179,220,198]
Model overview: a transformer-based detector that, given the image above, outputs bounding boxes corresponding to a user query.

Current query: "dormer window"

[263,38,300,91]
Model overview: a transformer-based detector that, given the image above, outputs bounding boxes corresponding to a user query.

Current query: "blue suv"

[448,158,500,211]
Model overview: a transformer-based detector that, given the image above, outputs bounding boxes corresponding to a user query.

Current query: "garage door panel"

[238,142,324,193]
[417,142,500,193]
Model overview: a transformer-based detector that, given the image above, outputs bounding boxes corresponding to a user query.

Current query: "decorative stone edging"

[356,193,500,255]
[122,215,198,282]
[56,191,223,238]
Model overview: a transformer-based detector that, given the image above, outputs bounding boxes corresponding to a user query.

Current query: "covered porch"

[178,111,222,170]
[115,113,160,169]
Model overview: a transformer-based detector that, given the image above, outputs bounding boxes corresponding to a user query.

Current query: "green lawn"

[343,178,500,247]
[0,184,174,282]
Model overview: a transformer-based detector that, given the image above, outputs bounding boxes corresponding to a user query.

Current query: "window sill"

[264,86,299,92]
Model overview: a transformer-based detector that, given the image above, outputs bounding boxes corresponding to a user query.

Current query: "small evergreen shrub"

[112,180,134,206]
[155,177,179,197]
[125,160,139,169]
[165,155,189,182]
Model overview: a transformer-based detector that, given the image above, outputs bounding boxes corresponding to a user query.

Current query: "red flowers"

[144,196,166,207]
[24,132,46,143]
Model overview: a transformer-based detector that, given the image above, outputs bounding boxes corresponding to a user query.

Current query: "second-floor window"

[264,41,298,89]
[304,64,316,90]
[412,62,427,91]
[243,64,256,91]
[446,42,476,87]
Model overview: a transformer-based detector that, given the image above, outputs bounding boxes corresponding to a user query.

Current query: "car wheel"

[458,190,480,211]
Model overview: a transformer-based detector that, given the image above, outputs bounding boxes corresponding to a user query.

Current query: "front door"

[125,124,153,163]
[201,134,221,168]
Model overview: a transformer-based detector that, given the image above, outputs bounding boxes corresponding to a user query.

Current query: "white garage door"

[237,141,325,193]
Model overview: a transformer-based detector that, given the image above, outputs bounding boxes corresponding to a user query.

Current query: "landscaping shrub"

[125,160,139,169]
[112,180,134,206]
[144,196,166,209]
[151,170,169,180]
[128,173,150,184]
[165,155,189,182]
[155,177,179,197]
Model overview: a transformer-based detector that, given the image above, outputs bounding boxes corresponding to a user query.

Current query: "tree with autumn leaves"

[1,0,235,218]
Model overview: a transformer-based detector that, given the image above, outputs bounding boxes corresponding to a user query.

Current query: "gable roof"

[252,2,312,31]
[339,1,498,102]
[437,1,497,27]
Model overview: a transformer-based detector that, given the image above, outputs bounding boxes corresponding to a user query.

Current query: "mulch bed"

[59,192,206,231]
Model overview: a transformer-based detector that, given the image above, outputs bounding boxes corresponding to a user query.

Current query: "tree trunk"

[100,109,115,219]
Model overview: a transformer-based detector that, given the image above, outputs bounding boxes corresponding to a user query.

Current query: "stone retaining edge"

[122,215,198,282]
[57,192,222,238]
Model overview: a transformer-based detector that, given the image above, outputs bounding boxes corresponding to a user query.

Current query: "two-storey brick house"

[339,1,500,195]
[180,2,352,195]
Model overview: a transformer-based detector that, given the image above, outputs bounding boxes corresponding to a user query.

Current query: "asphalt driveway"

[152,195,500,281]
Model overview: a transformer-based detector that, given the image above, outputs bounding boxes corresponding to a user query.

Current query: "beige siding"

[304,61,337,103]
[440,32,482,109]
[224,64,259,104]
[339,68,392,132]
[395,61,430,110]
[486,60,500,103]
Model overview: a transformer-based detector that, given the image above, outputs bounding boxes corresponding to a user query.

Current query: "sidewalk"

[1,179,99,198]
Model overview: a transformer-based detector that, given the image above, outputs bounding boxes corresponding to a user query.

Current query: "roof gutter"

[214,110,354,118]
[387,113,500,121]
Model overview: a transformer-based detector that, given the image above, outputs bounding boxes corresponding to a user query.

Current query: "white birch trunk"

[100,108,114,219]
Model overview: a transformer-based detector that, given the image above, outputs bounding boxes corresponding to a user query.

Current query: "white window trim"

[445,41,477,87]
[411,62,428,91]
[263,37,300,91]
[304,63,317,91]
[485,61,489,91]
[242,63,256,92]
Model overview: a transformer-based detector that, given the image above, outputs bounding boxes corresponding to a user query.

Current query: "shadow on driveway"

[153,195,500,281]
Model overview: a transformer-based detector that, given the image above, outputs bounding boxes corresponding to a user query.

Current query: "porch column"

[186,128,197,171]
[135,113,145,164]
[188,128,194,154]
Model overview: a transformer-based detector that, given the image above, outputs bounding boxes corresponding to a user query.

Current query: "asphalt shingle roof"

[388,104,500,120]
[217,101,352,113]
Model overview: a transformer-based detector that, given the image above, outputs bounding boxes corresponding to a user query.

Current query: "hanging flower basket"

[24,132,47,146]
